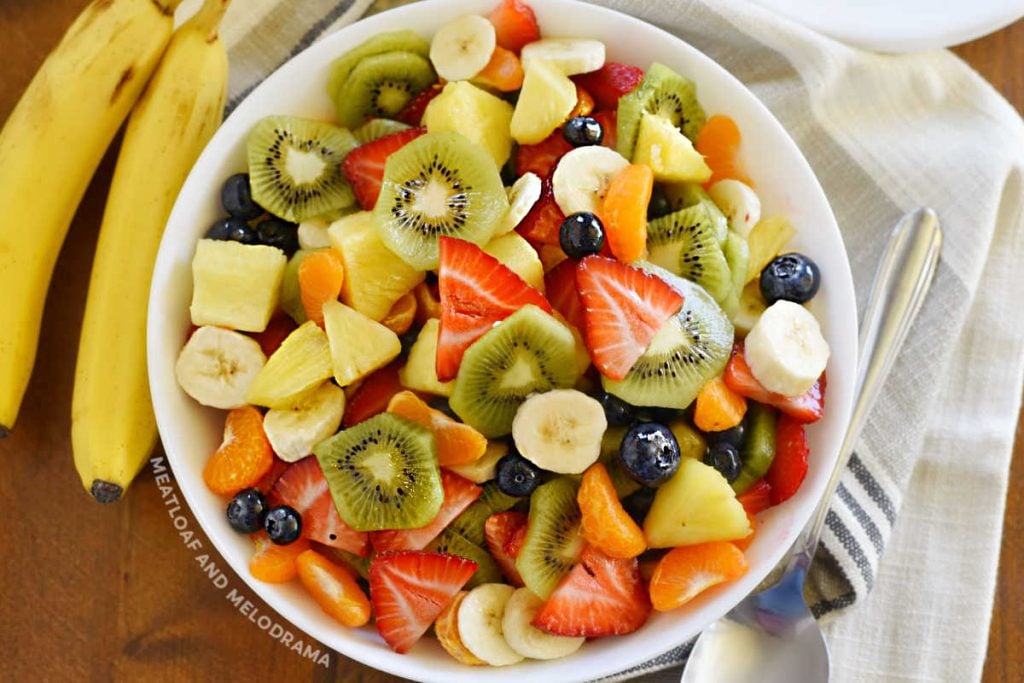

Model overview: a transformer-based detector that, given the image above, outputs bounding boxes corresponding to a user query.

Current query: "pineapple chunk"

[423,81,515,168]
[511,59,578,145]
[632,113,712,183]
[322,299,401,387]
[399,318,453,397]
[190,239,286,332]
[644,458,752,548]
[328,212,425,321]
[246,321,334,408]
[483,231,545,292]
[733,280,768,336]
[446,440,508,483]
[745,215,797,284]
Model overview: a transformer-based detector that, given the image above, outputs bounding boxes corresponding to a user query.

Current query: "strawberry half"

[396,84,442,126]
[254,456,289,495]
[576,256,685,380]
[767,414,810,505]
[369,550,478,653]
[532,546,652,637]
[341,127,425,210]
[723,344,826,423]
[515,179,565,247]
[250,312,296,357]
[573,63,645,110]
[370,470,481,552]
[436,237,552,381]
[270,456,370,556]
[544,258,586,332]
[487,0,541,53]
[343,362,404,428]
[516,130,573,179]
[484,511,528,586]
[736,478,773,516]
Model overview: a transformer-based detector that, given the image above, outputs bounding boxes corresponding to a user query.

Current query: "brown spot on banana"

[110,65,135,104]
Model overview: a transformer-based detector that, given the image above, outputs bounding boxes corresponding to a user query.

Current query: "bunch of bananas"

[0,0,232,501]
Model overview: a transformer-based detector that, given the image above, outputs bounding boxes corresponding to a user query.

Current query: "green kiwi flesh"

[429,528,502,588]
[732,403,777,494]
[515,477,585,600]
[354,118,412,144]
[602,264,734,409]
[721,230,750,318]
[247,116,357,222]
[647,203,734,304]
[617,62,707,159]
[326,30,431,101]
[374,131,508,270]
[450,305,578,437]
[447,500,491,547]
[324,547,371,581]
[662,182,728,244]
[334,51,436,129]
[479,481,521,513]
[313,412,442,532]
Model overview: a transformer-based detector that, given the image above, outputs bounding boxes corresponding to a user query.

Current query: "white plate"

[748,0,1024,52]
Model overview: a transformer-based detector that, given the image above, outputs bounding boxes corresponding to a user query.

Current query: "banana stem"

[187,0,232,41]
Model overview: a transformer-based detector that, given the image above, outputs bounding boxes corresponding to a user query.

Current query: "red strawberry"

[723,344,826,423]
[484,511,528,586]
[254,456,290,495]
[250,312,296,357]
[436,237,552,380]
[516,180,565,247]
[370,471,481,551]
[593,109,618,150]
[270,457,370,556]
[343,362,404,428]
[487,0,541,53]
[369,550,478,653]
[573,63,645,110]
[575,256,685,380]
[396,84,442,126]
[767,414,810,505]
[545,258,586,332]
[341,127,426,210]
[532,546,652,637]
[516,131,573,179]
[736,478,773,516]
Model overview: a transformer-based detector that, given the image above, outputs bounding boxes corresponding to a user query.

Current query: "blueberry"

[221,173,263,220]
[264,505,302,545]
[647,186,673,220]
[705,423,745,449]
[256,217,300,255]
[704,442,742,483]
[562,116,603,147]
[206,216,258,244]
[560,212,605,258]
[618,422,681,487]
[620,487,656,525]
[496,453,541,497]
[637,406,679,423]
[226,488,268,534]
[598,392,636,427]
[759,253,821,304]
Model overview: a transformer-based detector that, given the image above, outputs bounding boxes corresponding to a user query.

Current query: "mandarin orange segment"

[601,163,652,263]
[203,406,274,496]
[434,590,486,665]
[693,376,748,432]
[474,46,524,92]
[298,248,345,326]
[249,533,311,583]
[412,281,442,324]
[649,541,748,611]
[570,84,596,118]
[380,292,417,336]
[387,390,487,467]
[295,549,372,627]
[578,463,646,559]
[733,510,757,552]
[695,114,751,186]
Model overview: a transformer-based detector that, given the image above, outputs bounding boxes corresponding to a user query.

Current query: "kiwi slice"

[647,203,733,304]
[334,51,436,129]
[721,230,750,318]
[617,62,707,159]
[312,413,442,532]
[448,500,491,547]
[732,403,777,494]
[326,30,431,101]
[602,264,734,410]
[374,130,509,270]
[515,477,585,600]
[450,305,578,437]
[429,528,502,588]
[354,118,411,144]
[324,547,371,581]
[663,183,728,244]
[247,116,358,223]
[479,481,521,514]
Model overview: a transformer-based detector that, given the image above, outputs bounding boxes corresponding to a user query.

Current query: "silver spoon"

[681,207,943,683]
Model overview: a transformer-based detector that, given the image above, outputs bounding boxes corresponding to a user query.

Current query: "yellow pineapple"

[322,299,401,387]
[246,321,334,408]
[190,239,286,332]
[632,112,712,183]
[483,231,545,292]
[399,318,453,397]
[423,81,515,168]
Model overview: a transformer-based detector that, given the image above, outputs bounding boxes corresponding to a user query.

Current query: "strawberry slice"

[254,456,290,495]
[593,109,618,150]
[270,456,370,557]
[515,179,565,247]
[767,414,810,505]
[576,256,685,380]
[250,312,297,357]
[487,0,541,53]
[723,344,826,423]
[532,546,652,637]
[396,84,442,126]
[736,478,773,516]
[573,63,645,110]
[370,470,482,551]
[484,511,528,586]
[436,237,552,381]
[516,131,573,179]
[341,127,426,210]
[369,550,478,653]
[343,362,404,428]
[544,258,586,332]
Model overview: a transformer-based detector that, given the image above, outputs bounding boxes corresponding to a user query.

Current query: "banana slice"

[447,440,508,483]
[501,588,585,659]
[521,38,605,76]
[744,300,830,397]
[262,382,346,462]
[429,15,496,82]
[297,217,332,250]
[551,146,630,216]
[175,326,266,409]
[708,179,761,237]
[511,389,606,474]
[500,172,542,234]
[457,583,524,666]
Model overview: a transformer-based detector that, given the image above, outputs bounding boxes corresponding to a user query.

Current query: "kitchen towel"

[177,0,1024,680]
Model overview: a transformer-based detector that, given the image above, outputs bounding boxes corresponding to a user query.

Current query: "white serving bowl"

[148,0,857,680]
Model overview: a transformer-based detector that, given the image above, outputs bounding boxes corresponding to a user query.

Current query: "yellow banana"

[73,0,231,502]
[0,0,183,436]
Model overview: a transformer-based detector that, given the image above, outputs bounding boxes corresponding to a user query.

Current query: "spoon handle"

[795,208,942,567]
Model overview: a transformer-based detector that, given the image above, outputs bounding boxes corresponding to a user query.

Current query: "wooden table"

[0,2,1020,681]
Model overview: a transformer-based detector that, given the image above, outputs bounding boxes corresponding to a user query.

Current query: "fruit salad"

[174,0,830,667]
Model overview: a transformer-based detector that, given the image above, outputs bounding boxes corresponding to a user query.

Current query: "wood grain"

[0,2,1019,682]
